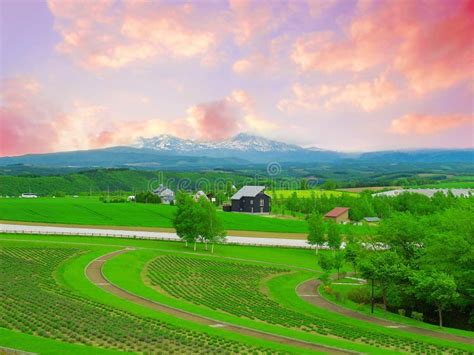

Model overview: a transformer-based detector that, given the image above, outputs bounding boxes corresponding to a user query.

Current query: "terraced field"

[146,255,468,354]
[1,234,472,354]
[0,245,288,354]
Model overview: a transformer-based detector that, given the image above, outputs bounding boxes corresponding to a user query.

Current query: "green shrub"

[398,309,406,317]
[411,311,423,321]
[347,287,370,304]
[323,285,333,295]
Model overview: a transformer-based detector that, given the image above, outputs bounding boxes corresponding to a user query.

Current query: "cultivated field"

[1,233,473,354]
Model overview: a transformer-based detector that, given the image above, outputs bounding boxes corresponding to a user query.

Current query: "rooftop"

[231,186,266,200]
[324,207,349,218]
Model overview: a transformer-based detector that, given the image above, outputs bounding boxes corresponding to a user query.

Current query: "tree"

[318,253,334,275]
[411,271,459,327]
[173,193,200,250]
[196,197,226,253]
[359,251,405,312]
[377,212,426,261]
[327,221,341,254]
[307,213,326,254]
[321,179,337,190]
[333,251,345,279]
[345,240,361,274]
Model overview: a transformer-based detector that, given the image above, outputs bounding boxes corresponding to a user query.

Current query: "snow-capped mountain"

[133,133,304,153]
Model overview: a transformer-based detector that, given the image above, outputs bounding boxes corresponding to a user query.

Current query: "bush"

[334,291,345,303]
[411,311,423,321]
[135,191,161,204]
[318,272,330,285]
[323,285,333,295]
[398,309,406,317]
[347,287,371,304]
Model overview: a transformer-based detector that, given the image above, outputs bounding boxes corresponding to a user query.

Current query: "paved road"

[0,222,311,248]
[296,278,474,346]
[86,249,354,354]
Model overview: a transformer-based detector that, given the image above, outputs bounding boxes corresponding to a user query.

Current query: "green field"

[415,181,474,188]
[0,197,308,234]
[1,234,472,354]
[269,189,358,198]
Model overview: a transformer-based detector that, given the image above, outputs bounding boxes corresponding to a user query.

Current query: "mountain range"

[1,133,472,169]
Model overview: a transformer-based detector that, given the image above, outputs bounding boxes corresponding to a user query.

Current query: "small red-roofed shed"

[324,207,350,224]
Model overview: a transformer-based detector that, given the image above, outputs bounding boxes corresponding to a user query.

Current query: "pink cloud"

[324,75,399,112]
[389,114,473,135]
[187,100,240,141]
[291,0,474,94]
[187,90,276,141]
[48,0,220,69]
[229,0,286,45]
[278,75,398,113]
[0,78,62,156]
[394,0,474,94]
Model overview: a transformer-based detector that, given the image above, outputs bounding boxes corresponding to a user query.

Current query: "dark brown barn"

[230,186,271,213]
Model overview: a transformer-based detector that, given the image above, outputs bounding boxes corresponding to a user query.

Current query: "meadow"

[1,233,472,354]
[269,190,358,198]
[0,196,308,234]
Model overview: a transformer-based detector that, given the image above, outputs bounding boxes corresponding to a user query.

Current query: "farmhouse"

[230,186,271,213]
[153,184,175,204]
[324,207,349,223]
[194,190,208,201]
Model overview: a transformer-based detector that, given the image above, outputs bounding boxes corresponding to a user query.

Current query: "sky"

[0,0,473,157]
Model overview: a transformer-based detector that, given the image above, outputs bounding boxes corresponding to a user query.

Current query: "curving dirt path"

[296,278,474,346]
[85,249,355,355]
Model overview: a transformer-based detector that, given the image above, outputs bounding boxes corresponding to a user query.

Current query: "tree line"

[274,189,468,221]
[309,198,473,329]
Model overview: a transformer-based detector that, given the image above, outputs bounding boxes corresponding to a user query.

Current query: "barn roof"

[231,186,266,200]
[324,207,349,217]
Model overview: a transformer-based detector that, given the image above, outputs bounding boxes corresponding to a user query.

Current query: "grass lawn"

[414,181,474,189]
[269,189,359,198]
[0,196,309,234]
[320,281,474,339]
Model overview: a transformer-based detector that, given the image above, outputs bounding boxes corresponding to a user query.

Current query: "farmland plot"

[147,255,468,354]
[0,246,284,354]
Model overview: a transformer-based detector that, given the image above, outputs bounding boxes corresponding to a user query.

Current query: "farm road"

[296,279,474,345]
[85,249,355,355]
[1,222,310,248]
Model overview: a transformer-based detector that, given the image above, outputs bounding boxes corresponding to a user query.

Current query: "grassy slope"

[0,197,308,233]
[102,246,471,353]
[103,249,380,354]
[0,238,305,354]
[320,282,474,338]
[2,234,471,350]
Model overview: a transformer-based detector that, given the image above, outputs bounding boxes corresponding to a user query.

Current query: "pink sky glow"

[0,0,473,156]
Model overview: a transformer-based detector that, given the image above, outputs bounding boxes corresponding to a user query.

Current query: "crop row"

[148,256,466,354]
[0,247,284,354]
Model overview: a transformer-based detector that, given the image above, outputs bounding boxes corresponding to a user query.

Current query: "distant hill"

[0,133,472,169]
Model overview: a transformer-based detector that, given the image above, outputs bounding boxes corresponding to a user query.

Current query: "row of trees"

[313,201,473,329]
[173,193,226,252]
[274,189,467,220]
